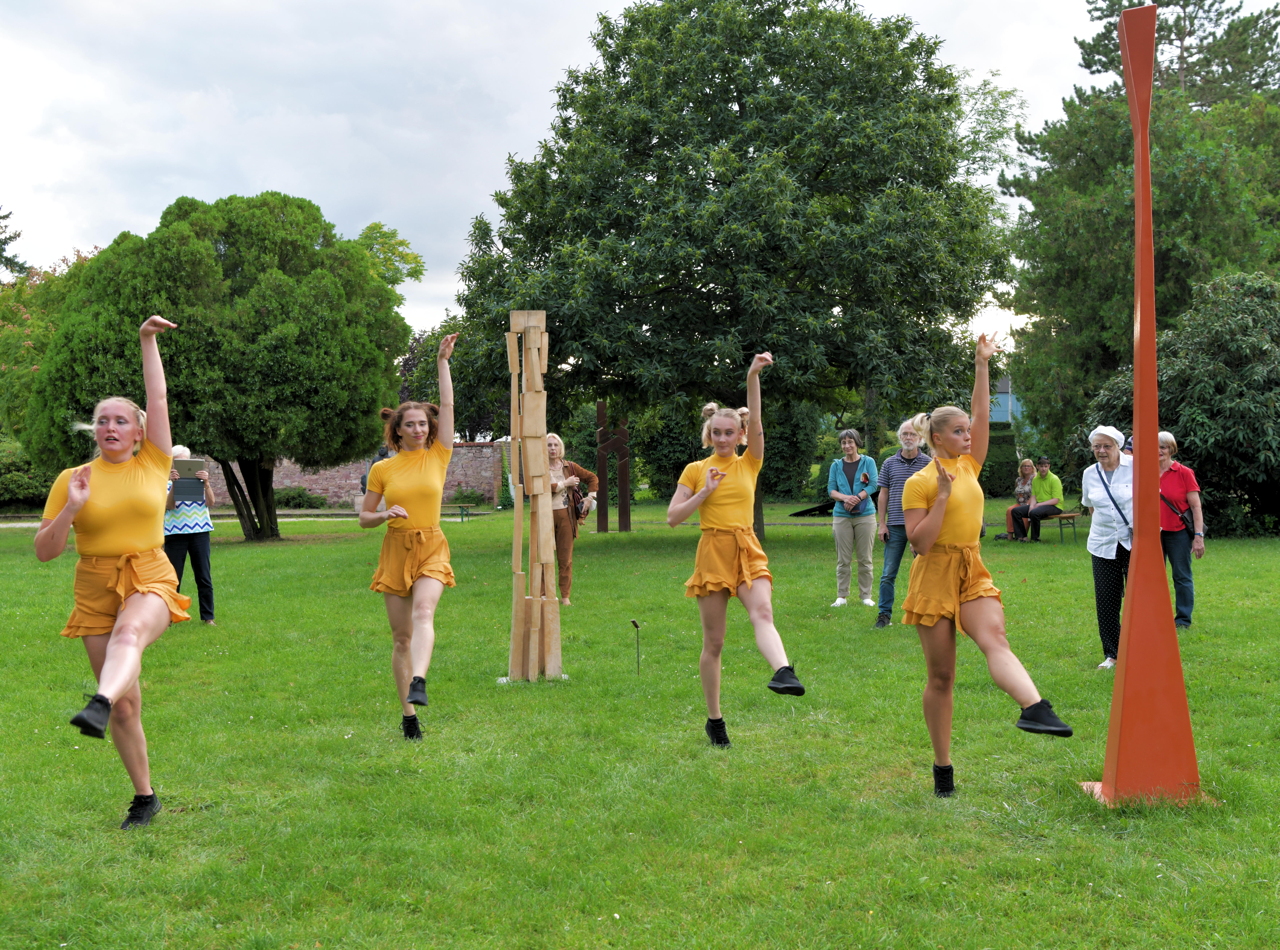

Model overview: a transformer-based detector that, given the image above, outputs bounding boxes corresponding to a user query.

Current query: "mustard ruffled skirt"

[371,525,456,597]
[901,542,1001,636]
[685,527,772,598]
[62,547,191,638]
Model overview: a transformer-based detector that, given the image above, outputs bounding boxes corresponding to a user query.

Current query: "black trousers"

[1011,503,1062,541]
[1090,544,1130,660]
[164,531,215,622]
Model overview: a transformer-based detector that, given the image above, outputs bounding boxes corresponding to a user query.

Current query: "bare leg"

[959,597,1041,708]
[736,578,789,670]
[916,618,957,767]
[383,593,416,716]
[697,591,730,719]
[81,593,171,795]
[408,576,444,677]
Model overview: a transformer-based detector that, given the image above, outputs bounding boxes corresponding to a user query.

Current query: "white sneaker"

[831,597,848,607]
[1097,657,1116,669]
[861,598,876,607]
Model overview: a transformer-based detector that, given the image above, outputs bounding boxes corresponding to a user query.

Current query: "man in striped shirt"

[873,420,931,628]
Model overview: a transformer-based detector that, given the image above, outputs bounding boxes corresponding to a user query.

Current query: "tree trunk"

[753,482,765,542]
[217,456,280,541]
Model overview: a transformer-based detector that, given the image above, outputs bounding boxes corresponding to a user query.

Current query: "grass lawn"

[1,500,1278,948]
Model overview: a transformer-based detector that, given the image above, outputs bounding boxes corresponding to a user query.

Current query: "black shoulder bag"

[1160,492,1195,536]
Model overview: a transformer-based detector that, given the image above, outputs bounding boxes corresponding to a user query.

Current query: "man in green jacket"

[1010,456,1063,543]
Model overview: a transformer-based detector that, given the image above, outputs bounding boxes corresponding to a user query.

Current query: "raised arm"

[436,333,458,448]
[139,316,177,455]
[969,334,998,468]
[746,352,771,459]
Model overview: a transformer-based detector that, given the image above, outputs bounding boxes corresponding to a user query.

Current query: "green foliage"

[454,0,1011,423]
[355,222,426,290]
[1076,0,1280,107]
[1088,272,1280,535]
[450,487,486,506]
[497,444,514,508]
[1001,87,1277,456]
[21,193,412,540]
[0,205,24,276]
[629,399,705,499]
[0,437,55,506]
[977,421,1018,498]
[274,485,329,509]
[406,312,509,442]
[759,400,825,500]
[0,253,90,438]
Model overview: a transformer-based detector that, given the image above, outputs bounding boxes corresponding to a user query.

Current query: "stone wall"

[200,442,504,507]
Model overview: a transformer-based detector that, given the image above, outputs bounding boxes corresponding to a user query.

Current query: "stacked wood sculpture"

[507,310,562,681]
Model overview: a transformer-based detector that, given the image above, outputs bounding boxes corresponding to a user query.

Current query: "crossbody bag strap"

[1096,463,1130,528]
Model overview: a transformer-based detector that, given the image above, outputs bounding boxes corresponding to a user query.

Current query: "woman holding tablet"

[35,315,190,829]
[360,333,458,740]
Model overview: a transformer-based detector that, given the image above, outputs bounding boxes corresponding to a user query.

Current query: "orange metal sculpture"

[1081,4,1203,805]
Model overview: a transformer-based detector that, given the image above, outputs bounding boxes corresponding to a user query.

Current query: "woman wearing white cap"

[1079,426,1133,669]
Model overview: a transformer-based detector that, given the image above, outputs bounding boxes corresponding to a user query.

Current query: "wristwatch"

[1194,531,1203,536]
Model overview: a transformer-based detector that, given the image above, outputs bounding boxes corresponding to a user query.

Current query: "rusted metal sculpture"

[595,400,631,533]
[506,311,562,681]
[1082,4,1202,805]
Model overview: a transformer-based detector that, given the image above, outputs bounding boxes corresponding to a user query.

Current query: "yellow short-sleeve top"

[677,450,763,531]
[901,455,984,547]
[366,439,453,530]
[42,440,172,557]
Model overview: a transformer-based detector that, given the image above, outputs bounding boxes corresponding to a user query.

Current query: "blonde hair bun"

[701,402,719,419]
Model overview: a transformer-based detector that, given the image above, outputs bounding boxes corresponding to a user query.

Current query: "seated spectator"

[1009,456,1063,543]
[995,458,1035,540]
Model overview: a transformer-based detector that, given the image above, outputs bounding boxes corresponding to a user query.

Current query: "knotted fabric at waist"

[78,548,173,600]
[386,524,445,550]
[701,526,759,591]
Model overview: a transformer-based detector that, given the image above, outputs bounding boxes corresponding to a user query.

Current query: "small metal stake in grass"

[631,619,640,675]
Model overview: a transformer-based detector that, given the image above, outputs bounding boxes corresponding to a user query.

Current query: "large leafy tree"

[1001,89,1269,455]
[1002,0,1280,461]
[456,0,1013,443]
[24,192,412,540]
[1087,273,1280,535]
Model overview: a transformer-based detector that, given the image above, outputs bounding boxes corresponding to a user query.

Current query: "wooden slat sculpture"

[507,310,563,681]
[1082,4,1202,804]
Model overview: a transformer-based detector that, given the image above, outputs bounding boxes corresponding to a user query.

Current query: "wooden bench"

[1042,510,1084,543]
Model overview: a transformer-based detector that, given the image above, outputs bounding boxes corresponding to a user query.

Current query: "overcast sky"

[0,1,1226,335]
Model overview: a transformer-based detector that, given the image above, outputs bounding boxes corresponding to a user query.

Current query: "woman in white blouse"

[1079,426,1133,669]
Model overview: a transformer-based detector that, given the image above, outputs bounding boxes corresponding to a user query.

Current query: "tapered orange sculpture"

[1082,4,1202,804]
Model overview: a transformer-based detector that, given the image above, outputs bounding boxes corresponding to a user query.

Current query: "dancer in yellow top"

[901,334,1072,798]
[360,333,458,740]
[35,315,191,829]
[667,353,804,749]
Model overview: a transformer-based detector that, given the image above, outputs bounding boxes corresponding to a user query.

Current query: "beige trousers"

[833,515,875,600]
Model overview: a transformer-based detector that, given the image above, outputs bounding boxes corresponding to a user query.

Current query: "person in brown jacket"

[546,433,599,605]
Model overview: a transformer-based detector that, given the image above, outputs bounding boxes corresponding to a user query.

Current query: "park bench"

[440,503,476,522]
[1011,508,1085,543]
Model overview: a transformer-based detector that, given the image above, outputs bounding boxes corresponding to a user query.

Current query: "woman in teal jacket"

[828,428,879,606]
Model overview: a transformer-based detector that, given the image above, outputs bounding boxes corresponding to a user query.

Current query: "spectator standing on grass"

[828,428,879,609]
[359,333,458,741]
[901,334,1072,799]
[994,459,1035,541]
[1080,426,1132,669]
[667,355,805,750]
[547,432,598,607]
[1010,456,1063,543]
[1158,431,1205,628]
[873,420,931,628]
[35,316,190,829]
[164,445,217,625]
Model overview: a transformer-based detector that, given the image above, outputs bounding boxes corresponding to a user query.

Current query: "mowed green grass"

[1,501,1278,949]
